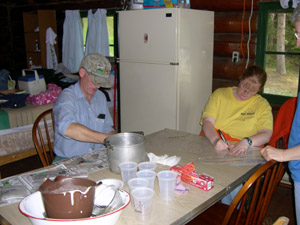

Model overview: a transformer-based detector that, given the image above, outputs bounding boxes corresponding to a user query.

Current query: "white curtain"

[85,9,110,56]
[62,10,84,73]
[46,27,58,70]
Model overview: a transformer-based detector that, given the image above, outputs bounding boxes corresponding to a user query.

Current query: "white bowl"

[97,178,124,189]
[19,189,130,225]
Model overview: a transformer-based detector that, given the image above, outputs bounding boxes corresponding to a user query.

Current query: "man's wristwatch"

[244,137,252,151]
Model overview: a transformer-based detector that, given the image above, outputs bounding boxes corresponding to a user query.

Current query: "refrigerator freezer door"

[118,9,178,63]
[120,61,178,135]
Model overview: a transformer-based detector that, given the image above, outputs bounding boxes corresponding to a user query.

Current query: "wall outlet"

[232,51,240,63]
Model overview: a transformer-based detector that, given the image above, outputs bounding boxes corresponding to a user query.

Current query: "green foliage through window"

[256,1,300,106]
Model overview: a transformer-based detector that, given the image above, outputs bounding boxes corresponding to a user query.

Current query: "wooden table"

[0,128,264,225]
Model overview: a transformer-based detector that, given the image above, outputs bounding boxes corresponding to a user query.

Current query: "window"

[106,11,116,57]
[256,1,300,106]
[81,10,117,57]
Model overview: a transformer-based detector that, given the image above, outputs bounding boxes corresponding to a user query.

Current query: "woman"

[261,6,300,225]
[200,65,273,205]
[201,65,273,155]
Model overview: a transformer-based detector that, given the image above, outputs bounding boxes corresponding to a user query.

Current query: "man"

[53,53,116,160]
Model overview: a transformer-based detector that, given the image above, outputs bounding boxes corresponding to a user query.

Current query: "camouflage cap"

[80,53,112,88]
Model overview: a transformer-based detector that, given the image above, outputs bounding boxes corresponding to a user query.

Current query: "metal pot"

[39,176,96,219]
[105,133,146,173]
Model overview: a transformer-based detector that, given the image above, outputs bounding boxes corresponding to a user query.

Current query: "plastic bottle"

[35,39,39,51]
[185,0,190,8]
[178,0,190,8]
[28,57,33,69]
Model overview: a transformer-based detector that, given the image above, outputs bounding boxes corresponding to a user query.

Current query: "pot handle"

[105,140,114,151]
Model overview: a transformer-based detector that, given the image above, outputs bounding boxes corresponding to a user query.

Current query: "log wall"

[192,0,278,92]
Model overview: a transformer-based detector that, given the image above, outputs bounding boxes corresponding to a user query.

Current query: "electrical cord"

[241,0,246,59]
[246,0,254,68]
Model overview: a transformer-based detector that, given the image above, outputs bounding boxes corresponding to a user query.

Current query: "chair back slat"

[222,160,287,225]
[246,176,262,225]
[251,170,271,224]
[37,125,48,165]
[43,116,53,164]
[49,112,55,160]
[32,109,54,167]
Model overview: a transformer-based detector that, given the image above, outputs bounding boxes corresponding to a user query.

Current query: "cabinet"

[23,10,59,68]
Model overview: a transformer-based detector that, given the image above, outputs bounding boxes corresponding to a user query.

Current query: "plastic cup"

[119,162,137,184]
[138,162,156,171]
[136,170,156,189]
[131,187,155,221]
[127,178,149,193]
[157,170,177,201]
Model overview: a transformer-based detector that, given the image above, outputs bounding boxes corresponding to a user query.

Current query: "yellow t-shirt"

[200,87,273,140]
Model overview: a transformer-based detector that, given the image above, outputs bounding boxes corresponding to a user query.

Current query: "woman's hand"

[228,139,249,155]
[261,145,285,162]
[202,117,229,151]
[214,138,230,151]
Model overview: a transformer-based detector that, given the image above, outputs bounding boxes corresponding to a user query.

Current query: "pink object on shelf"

[27,83,62,106]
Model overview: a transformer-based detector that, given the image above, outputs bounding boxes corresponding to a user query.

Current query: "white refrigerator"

[118,8,214,135]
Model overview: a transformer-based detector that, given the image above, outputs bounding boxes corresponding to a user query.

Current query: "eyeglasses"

[239,81,258,95]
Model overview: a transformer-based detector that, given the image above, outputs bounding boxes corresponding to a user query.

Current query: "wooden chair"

[268,97,297,188]
[186,160,287,225]
[272,216,289,225]
[32,108,55,167]
[268,97,297,150]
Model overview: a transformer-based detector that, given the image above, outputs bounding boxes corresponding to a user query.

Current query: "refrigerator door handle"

[117,58,179,66]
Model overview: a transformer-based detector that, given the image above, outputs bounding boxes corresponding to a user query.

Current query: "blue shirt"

[288,94,300,182]
[53,81,114,158]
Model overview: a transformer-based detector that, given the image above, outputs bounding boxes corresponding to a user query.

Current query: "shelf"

[23,10,58,68]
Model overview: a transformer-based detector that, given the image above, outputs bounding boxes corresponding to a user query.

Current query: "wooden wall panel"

[214,42,256,58]
[213,57,255,80]
[214,33,257,44]
[215,12,257,33]
[191,0,260,11]
[192,0,262,92]
[213,79,238,91]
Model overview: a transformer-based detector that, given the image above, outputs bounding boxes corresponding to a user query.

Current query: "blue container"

[143,0,178,9]
[18,74,44,82]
